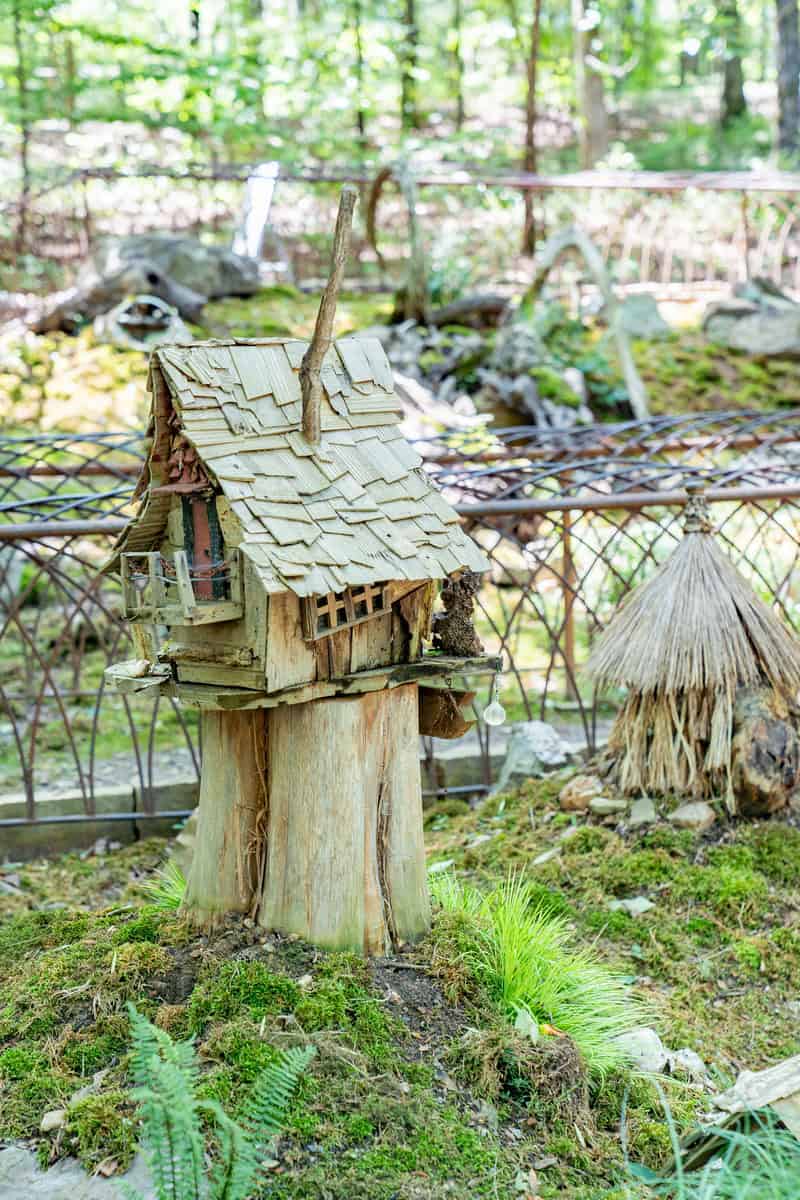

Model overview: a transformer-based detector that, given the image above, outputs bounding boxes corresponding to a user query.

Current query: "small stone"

[532,847,560,866]
[559,773,603,811]
[669,801,717,832]
[589,796,628,816]
[40,1108,67,1133]
[669,1048,708,1082]
[297,974,313,989]
[491,721,570,794]
[609,895,655,918]
[629,797,657,827]
[613,1027,669,1074]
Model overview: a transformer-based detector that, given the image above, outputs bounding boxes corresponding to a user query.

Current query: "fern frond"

[126,1005,205,1200]
[201,1101,259,1200]
[242,1045,316,1149]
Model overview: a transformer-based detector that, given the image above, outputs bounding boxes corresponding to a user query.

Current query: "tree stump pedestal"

[182,682,429,955]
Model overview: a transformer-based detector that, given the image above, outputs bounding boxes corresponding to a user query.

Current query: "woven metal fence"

[6,165,800,293]
[0,411,799,824]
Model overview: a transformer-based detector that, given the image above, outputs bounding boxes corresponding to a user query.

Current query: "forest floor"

[3,286,800,434]
[2,772,800,1199]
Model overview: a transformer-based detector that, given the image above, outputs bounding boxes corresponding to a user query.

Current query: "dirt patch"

[371,954,472,1058]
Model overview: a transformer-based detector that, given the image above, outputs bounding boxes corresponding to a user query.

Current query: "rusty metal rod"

[0,518,128,540]
[1,482,799,542]
[454,482,800,516]
[0,463,141,478]
[428,428,800,467]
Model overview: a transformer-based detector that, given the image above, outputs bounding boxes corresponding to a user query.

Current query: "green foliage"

[430,872,646,1081]
[125,1003,314,1200]
[631,1109,800,1199]
[187,962,301,1033]
[64,1090,136,1173]
[141,862,186,913]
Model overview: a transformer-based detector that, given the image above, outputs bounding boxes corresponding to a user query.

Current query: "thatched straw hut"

[588,485,800,804]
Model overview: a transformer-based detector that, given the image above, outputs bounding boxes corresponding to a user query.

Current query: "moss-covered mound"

[3,776,800,1197]
[0,838,654,1199]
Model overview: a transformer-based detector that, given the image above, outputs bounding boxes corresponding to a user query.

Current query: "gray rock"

[532,847,560,866]
[609,895,655,918]
[0,1147,153,1199]
[491,721,569,794]
[613,1026,669,1074]
[731,687,800,816]
[588,795,627,816]
[39,1109,67,1133]
[95,234,261,300]
[669,801,717,832]
[561,366,587,402]
[618,293,670,340]
[628,797,657,827]
[93,294,192,351]
[704,280,800,358]
[669,1047,708,1082]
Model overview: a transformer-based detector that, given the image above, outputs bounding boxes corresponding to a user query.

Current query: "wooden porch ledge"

[105,653,502,710]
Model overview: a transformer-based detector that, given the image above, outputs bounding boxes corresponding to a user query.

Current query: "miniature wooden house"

[106,334,495,954]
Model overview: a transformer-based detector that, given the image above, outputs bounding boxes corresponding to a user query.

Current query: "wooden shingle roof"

[113,337,488,597]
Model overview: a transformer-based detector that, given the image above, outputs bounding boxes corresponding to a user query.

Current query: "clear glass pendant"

[483,675,506,727]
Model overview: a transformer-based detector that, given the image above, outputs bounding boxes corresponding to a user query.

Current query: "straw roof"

[588,519,800,700]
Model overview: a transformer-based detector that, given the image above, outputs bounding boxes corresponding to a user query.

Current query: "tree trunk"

[259,685,429,954]
[182,685,430,954]
[522,0,542,254]
[452,0,465,130]
[719,0,747,124]
[352,0,367,152]
[776,0,800,153]
[12,0,30,255]
[400,0,421,130]
[181,709,265,926]
[571,0,609,167]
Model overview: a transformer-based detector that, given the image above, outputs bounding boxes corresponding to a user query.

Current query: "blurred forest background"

[2,0,800,294]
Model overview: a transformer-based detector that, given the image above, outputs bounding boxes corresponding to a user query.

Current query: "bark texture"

[776,0,800,154]
[258,684,429,954]
[181,709,265,925]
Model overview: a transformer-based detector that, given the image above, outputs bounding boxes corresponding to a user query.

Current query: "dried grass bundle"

[588,488,800,801]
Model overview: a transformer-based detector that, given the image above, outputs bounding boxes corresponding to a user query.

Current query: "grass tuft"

[141,861,187,912]
[430,871,647,1081]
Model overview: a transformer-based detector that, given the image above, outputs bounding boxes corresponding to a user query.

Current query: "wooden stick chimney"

[300,184,358,445]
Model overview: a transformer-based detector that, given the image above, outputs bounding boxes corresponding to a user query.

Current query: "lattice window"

[301,583,389,641]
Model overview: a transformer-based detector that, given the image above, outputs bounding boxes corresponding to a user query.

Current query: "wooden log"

[258,683,429,954]
[181,708,265,927]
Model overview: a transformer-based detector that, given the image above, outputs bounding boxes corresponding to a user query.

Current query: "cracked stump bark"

[182,684,430,955]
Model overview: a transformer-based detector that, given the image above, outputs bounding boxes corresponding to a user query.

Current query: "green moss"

[294,955,398,1067]
[563,827,614,855]
[530,365,582,408]
[187,961,301,1033]
[59,1028,127,1075]
[672,864,769,919]
[597,849,678,895]
[64,1091,136,1173]
[0,1046,71,1138]
[745,824,800,885]
[639,826,695,855]
[0,909,90,958]
[732,939,763,977]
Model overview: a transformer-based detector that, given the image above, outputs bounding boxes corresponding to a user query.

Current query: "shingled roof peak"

[110,336,488,596]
